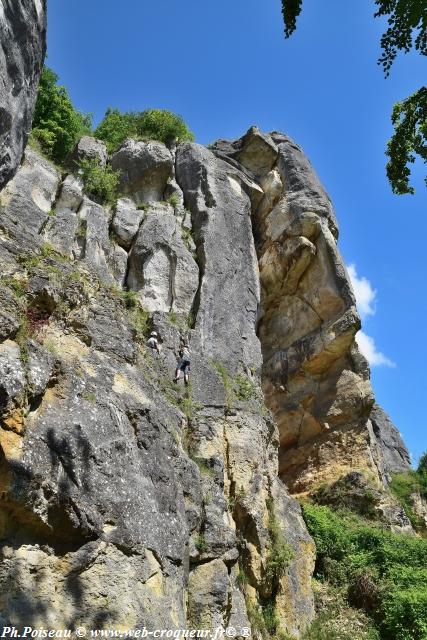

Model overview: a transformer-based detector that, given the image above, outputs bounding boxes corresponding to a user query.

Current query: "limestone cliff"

[211,129,410,494]
[0,0,46,189]
[0,126,410,634]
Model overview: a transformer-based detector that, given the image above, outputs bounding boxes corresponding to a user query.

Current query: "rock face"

[67,135,108,170]
[0,126,412,635]
[111,139,173,203]
[0,0,46,189]
[213,128,401,494]
[369,404,411,483]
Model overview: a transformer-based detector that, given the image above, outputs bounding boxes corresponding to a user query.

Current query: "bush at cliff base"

[389,453,427,532]
[95,107,194,152]
[302,503,427,640]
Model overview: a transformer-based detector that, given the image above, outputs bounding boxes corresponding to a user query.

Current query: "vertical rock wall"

[212,128,410,494]
[0,125,411,632]
[0,0,46,189]
[0,138,315,636]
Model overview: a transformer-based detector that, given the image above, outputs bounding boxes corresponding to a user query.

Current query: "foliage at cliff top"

[95,107,195,153]
[302,502,427,640]
[31,68,195,163]
[31,66,92,164]
[386,88,427,194]
[280,0,427,194]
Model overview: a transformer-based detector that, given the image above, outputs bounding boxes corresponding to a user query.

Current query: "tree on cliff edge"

[280,0,427,194]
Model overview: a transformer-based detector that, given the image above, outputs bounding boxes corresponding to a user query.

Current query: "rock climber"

[147,330,161,355]
[174,340,191,386]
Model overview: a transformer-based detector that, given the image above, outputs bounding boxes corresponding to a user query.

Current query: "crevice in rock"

[174,152,205,328]
[38,172,64,236]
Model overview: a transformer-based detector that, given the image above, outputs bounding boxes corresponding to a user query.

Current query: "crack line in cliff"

[174,152,205,329]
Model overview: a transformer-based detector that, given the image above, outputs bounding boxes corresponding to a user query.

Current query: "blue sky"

[46,0,426,464]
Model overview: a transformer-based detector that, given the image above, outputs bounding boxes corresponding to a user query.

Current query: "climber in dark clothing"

[173,342,191,386]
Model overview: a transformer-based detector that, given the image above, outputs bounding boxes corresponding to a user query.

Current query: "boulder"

[0,340,26,415]
[56,174,84,212]
[0,148,61,235]
[111,197,144,249]
[111,139,173,203]
[67,135,108,170]
[127,202,199,314]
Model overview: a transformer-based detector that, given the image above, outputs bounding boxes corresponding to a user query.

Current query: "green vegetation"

[313,477,379,520]
[166,309,194,333]
[82,391,96,403]
[15,315,30,364]
[301,581,380,640]
[195,534,207,553]
[181,226,194,253]
[78,157,120,205]
[245,598,271,640]
[262,602,280,635]
[212,361,234,408]
[235,373,256,401]
[128,306,151,340]
[107,286,152,339]
[17,243,69,271]
[95,107,195,153]
[390,453,427,532]
[265,500,295,584]
[167,193,181,208]
[31,66,92,164]
[212,361,257,407]
[302,502,427,640]
[191,456,215,478]
[236,502,294,640]
[168,310,178,325]
[0,276,28,298]
[386,88,427,194]
[178,385,200,420]
[280,0,426,193]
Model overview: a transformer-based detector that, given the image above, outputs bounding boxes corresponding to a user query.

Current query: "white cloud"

[346,263,395,368]
[355,331,396,368]
[347,263,376,318]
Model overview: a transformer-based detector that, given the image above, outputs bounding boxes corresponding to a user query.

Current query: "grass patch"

[168,309,178,325]
[17,243,69,270]
[195,534,207,553]
[235,373,256,401]
[212,362,257,407]
[212,361,234,408]
[265,500,295,584]
[181,225,196,255]
[82,391,96,403]
[1,276,28,298]
[302,502,427,640]
[15,316,30,364]
[129,307,151,339]
[191,456,215,478]
[167,193,181,208]
[166,309,194,332]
